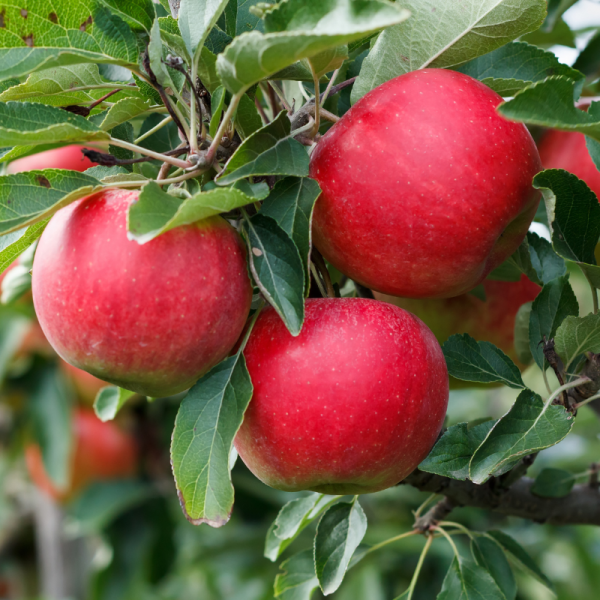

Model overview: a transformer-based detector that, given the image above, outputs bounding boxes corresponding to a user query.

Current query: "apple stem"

[403,533,434,600]
[312,249,335,298]
[321,68,340,105]
[365,529,418,554]
[310,263,329,298]
[107,138,194,169]
[432,525,459,558]
[238,300,266,354]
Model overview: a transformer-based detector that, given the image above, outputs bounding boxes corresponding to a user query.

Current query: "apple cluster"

[24,68,547,496]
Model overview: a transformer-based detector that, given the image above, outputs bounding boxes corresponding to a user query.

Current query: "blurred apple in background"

[7,145,97,174]
[374,275,540,372]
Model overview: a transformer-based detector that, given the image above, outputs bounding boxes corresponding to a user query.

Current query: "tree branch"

[402,470,600,527]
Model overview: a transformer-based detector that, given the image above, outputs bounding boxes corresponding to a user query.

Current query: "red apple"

[26,407,137,501]
[310,69,542,299]
[538,126,600,198]
[60,360,108,405]
[374,274,540,369]
[7,145,97,173]
[32,188,252,397]
[235,298,449,494]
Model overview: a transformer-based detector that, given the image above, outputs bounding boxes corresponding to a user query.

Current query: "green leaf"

[179,0,230,56]
[197,46,222,93]
[309,45,348,79]
[531,467,575,498]
[573,30,600,79]
[100,0,156,34]
[442,334,525,389]
[514,301,534,366]
[522,17,575,49]
[456,41,584,97]
[274,550,320,600]
[94,386,135,423]
[471,537,517,600]
[0,220,48,274]
[486,530,554,592]
[216,0,410,94]
[243,214,305,336]
[352,0,546,103]
[170,353,253,527]
[0,64,138,107]
[137,113,180,154]
[469,389,573,485]
[437,556,506,600]
[0,170,102,235]
[127,181,257,244]
[528,275,579,368]
[28,365,73,488]
[218,111,309,185]
[0,101,109,146]
[67,480,152,533]
[260,177,321,293]
[554,313,600,371]
[95,97,152,131]
[499,77,600,140]
[314,499,367,595]
[543,0,577,32]
[235,93,264,139]
[265,493,338,561]
[159,16,191,63]
[419,420,496,481]
[533,169,600,288]
[489,232,566,285]
[0,3,139,82]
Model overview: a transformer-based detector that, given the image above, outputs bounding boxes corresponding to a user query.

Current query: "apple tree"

[0,0,600,598]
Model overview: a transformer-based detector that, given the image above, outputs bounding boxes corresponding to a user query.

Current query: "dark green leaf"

[210,86,227,139]
[0,170,102,234]
[260,177,321,292]
[243,214,305,336]
[100,0,155,33]
[314,499,367,595]
[265,493,338,561]
[274,550,319,600]
[127,181,257,244]
[531,467,575,498]
[170,353,253,527]
[486,530,554,591]
[235,93,264,139]
[469,389,573,484]
[137,114,180,154]
[28,365,73,488]
[456,42,584,97]
[218,111,309,185]
[352,0,546,102]
[442,334,525,389]
[437,556,506,600]
[94,386,135,423]
[573,30,600,78]
[529,275,579,368]
[419,421,496,480]
[471,538,517,600]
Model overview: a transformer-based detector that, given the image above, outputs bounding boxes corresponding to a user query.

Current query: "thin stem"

[189,61,200,154]
[107,138,192,169]
[268,81,292,113]
[255,96,270,124]
[87,88,123,110]
[320,107,340,123]
[438,521,474,541]
[66,84,134,93]
[157,161,172,181]
[432,526,459,558]
[309,61,321,138]
[108,168,206,189]
[238,300,266,353]
[290,119,316,138]
[321,68,340,105]
[542,367,552,395]
[134,116,173,144]
[547,377,591,407]
[310,263,329,298]
[405,534,434,600]
[205,91,244,165]
[312,250,335,298]
[413,493,437,519]
[366,530,418,554]
[574,391,600,410]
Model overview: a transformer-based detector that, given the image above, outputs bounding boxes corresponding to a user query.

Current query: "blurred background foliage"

[2,0,600,599]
